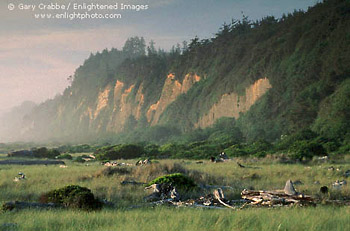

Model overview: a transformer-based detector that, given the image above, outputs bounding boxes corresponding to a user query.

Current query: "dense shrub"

[276,129,318,150]
[288,140,326,161]
[146,173,197,191]
[245,139,273,155]
[40,185,102,211]
[224,144,248,157]
[32,147,60,159]
[338,144,350,154]
[144,144,160,157]
[95,144,144,160]
[159,143,186,157]
[57,144,96,153]
[56,154,73,160]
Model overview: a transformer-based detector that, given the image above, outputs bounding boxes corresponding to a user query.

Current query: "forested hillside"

[6,0,350,156]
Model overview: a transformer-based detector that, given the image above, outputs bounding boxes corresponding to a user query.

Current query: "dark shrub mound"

[56,154,73,160]
[146,173,197,191]
[40,185,102,211]
[32,147,60,159]
[95,144,144,160]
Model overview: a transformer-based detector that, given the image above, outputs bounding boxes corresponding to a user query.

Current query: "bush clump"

[288,140,326,161]
[56,154,73,160]
[146,173,197,191]
[95,144,144,160]
[40,185,102,211]
[32,147,60,159]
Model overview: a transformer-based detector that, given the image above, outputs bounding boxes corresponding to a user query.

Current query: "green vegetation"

[288,140,325,161]
[9,0,348,156]
[39,185,102,211]
[56,154,73,160]
[2,0,350,229]
[146,173,197,191]
[95,144,144,160]
[1,207,350,231]
[32,147,60,159]
[2,158,350,230]
[57,144,97,154]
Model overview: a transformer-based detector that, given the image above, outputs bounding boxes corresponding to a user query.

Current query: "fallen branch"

[241,180,315,207]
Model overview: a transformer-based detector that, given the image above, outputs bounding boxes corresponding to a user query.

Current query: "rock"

[314,181,320,185]
[284,180,297,195]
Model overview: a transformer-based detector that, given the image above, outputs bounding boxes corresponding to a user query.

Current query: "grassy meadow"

[1,155,350,230]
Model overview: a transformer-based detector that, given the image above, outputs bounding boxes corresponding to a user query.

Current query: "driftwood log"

[241,189,314,206]
[241,180,314,207]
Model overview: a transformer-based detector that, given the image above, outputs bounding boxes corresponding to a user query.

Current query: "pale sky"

[0,0,319,115]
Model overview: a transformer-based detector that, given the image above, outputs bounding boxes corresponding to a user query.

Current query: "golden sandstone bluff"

[77,74,271,132]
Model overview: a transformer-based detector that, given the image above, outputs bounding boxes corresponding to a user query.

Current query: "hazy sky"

[0,0,319,115]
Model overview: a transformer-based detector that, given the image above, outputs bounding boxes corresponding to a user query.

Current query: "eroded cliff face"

[94,86,111,119]
[147,73,201,125]
[106,80,145,132]
[57,75,269,134]
[195,78,272,128]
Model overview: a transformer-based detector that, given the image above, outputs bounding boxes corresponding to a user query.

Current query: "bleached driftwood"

[241,189,314,206]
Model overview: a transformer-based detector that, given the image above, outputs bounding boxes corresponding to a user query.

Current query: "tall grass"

[1,158,350,230]
[1,206,350,231]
